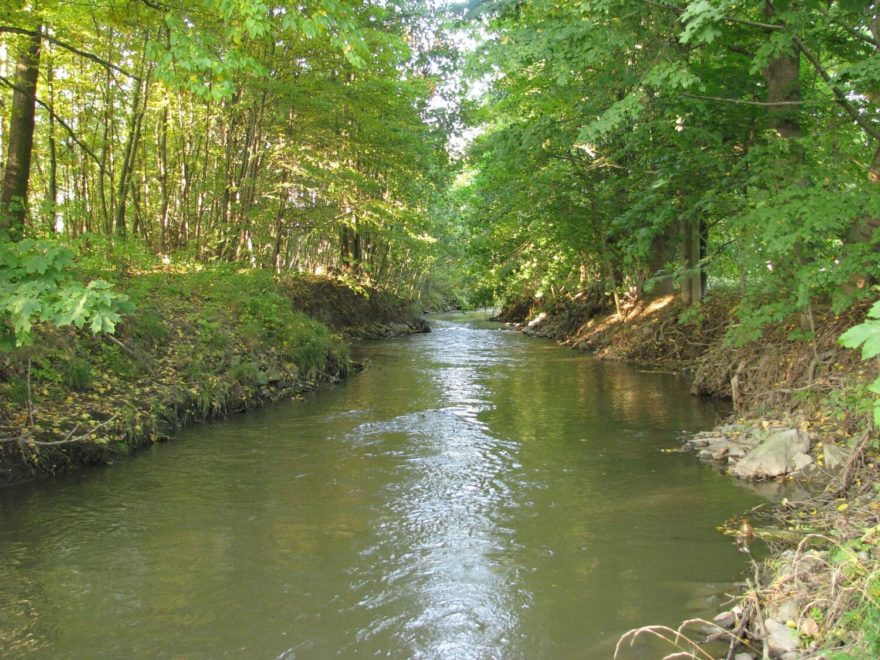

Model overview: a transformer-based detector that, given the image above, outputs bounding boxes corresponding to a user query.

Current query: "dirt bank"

[0,270,428,488]
[498,290,879,658]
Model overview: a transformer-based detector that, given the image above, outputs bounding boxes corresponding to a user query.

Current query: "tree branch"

[681,92,809,107]
[0,415,119,447]
[137,0,170,10]
[792,35,880,142]
[817,8,880,49]
[0,74,110,175]
[638,0,785,30]
[0,26,139,80]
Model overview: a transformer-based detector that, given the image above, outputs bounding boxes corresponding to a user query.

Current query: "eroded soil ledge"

[0,270,428,488]
[498,291,879,659]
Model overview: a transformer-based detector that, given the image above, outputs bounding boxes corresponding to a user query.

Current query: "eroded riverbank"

[0,270,428,487]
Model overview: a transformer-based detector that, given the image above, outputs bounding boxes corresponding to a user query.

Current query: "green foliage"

[824,538,880,658]
[228,359,262,386]
[62,357,94,392]
[195,317,232,352]
[839,300,880,426]
[100,343,139,379]
[0,238,132,349]
[72,235,159,281]
[127,307,169,348]
[457,0,880,336]
[1,0,455,301]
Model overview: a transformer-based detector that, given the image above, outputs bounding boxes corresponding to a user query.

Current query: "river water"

[0,314,765,658]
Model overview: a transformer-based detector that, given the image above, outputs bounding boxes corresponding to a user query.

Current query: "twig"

[639,0,785,31]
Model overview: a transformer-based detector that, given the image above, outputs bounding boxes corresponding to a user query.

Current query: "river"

[0,314,765,658]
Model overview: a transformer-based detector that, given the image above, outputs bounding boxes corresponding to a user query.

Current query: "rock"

[708,440,733,460]
[727,445,747,459]
[792,452,813,471]
[713,610,736,629]
[527,312,548,328]
[772,599,800,623]
[729,429,811,479]
[823,444,849,471]
[765,619,800,655]
[734,653,754,660]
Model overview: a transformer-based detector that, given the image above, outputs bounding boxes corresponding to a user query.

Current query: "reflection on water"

[0,314,762,658]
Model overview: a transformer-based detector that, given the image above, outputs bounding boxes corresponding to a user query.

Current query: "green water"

[0,315,763,658]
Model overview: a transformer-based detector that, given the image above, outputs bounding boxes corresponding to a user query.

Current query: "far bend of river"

[0,314,768,658]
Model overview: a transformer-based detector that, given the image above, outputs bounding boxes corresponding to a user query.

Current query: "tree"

[0,26,40,239]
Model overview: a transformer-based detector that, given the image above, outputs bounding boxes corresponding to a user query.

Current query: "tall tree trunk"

[680,217,706,305]
[763,57,801,138]
[114,51,151,238]
[46,50,59,233]
[158,101,170,252]
[97,63,114,234]
[0,29,41,240]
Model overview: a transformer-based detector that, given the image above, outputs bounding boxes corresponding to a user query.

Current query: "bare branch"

[137,0,170,10]
[0,74,110,175]
[0,26,139,80]
[0,415,119,447]
[31,415,119,447]
[681,92,809,107]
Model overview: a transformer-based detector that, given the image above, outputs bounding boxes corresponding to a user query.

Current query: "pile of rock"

[684,423,850,480]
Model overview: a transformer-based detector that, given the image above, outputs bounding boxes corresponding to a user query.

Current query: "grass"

[0,263,357,485]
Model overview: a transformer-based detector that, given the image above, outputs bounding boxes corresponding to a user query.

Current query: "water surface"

[0,314,762,658]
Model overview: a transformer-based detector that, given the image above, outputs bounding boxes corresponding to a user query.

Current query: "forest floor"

[497,291,879,659]
[0,267,428,488]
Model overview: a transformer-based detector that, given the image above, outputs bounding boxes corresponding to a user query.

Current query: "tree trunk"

[646,221,678,296]
[680,217,706,305]
[114,53,151,238]
[158,102,170,252]
[0,29,41,240]
[46,51,59,233]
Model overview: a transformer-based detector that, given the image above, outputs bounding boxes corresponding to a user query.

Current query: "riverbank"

[497,291,879,658]
[0,267,428,488]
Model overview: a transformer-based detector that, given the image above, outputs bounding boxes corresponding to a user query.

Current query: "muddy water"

[0,314,764,658]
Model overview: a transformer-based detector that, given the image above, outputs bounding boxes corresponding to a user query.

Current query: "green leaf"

[839,325,870,348]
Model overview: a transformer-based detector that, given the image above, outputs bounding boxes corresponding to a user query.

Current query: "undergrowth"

[0,264,354,485]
